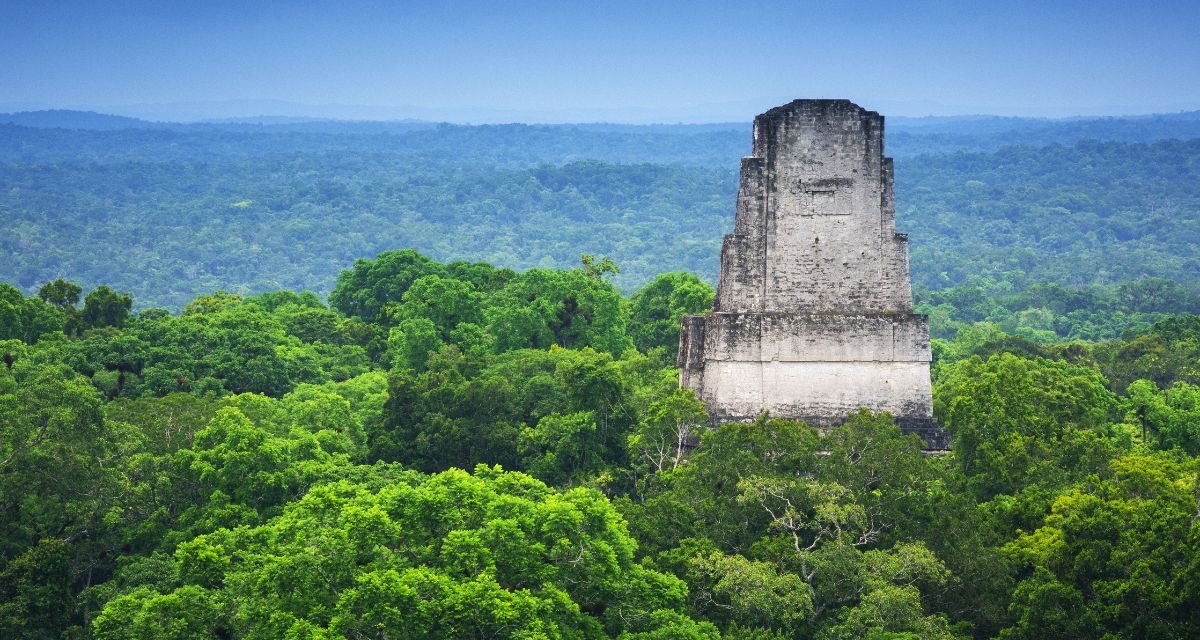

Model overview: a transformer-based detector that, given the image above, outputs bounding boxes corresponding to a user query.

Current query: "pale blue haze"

[2,0,1197,121]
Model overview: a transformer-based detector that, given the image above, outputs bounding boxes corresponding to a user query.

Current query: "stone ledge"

[695,311,932,363]
[704,413,951,451]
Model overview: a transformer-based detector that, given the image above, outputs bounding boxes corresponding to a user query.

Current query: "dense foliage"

[3,250,1200,638]
[916,276,1200,341]
[901,139,1200,290]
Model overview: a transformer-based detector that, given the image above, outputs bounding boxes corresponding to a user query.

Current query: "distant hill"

[0,109,166,130]
[0,110,440,135]
[3,108,1199,159]
[193,116,439,134]
[890,110,1200,131]
[887,112,1200,155]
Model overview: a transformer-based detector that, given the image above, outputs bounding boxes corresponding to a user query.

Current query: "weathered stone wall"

[714,157,768,312]
[680,312,933,421]
[682,99,949,449]
[699,361,934,422]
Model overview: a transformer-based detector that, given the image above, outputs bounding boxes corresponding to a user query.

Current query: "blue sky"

[3,0,1198,121]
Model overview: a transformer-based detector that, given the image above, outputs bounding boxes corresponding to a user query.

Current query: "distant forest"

[2,110,1199,339]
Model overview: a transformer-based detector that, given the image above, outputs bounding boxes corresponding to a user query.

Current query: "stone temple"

[678,99,950,449]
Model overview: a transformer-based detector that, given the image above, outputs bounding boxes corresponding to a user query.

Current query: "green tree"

[391,274,484,339]
[81,286,133,329]
[486,268,633,356]
[581,253,621,279]
[1000,455,1200,638]
[37,278,82,310]
[627,272,714,361]
[329,249,447,323]
[0,284,64,343]
[1126,379,1200,454]
[627,388,708,493]
[625,413,959,637]
[94,466,706,638]
[934,353,1118,497]
[0,363,125,637]
[0,363,112,549]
